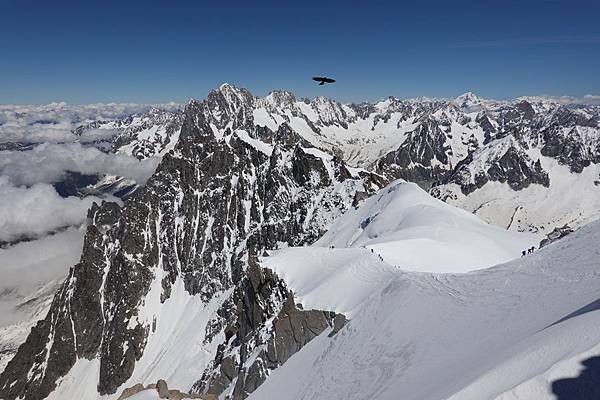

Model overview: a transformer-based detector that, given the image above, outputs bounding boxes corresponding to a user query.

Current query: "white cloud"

[0,103,165,243]
[0,102,180,144]
[0,176,103,242]
[0,227,85,326]
[583,94,600,105]
[516,95,600,106]
[0,142,160,186]
[0,102,175,329]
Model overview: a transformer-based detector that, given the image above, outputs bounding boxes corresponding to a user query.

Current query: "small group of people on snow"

[521,246,536,257]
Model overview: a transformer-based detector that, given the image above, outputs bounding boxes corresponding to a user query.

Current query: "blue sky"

[1,0,599,104]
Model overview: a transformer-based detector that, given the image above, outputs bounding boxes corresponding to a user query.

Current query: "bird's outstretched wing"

[312,76,336,85]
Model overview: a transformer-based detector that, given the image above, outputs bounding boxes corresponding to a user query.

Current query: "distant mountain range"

[68,85,600,232]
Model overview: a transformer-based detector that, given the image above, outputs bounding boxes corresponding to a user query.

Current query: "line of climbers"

[521,246,536,257]
[329,245,385,262]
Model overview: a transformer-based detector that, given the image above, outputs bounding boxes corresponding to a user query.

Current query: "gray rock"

[329,313,348,336]
[117,383,145,400]
[194,264,343,400]
[540,225,574,247]
[156,379,169,398]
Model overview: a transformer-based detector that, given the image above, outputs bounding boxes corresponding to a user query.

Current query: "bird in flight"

[312,76,336,85]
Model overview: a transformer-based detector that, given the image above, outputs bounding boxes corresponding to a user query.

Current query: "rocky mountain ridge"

[0,84,383,400]
[69,85,600,224]
[78,84,600,231]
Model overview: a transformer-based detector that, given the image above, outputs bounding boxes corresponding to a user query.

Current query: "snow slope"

[313,180,540,273]
[44,280,231,400]
[437,153,600,233]
[251,219,600,400]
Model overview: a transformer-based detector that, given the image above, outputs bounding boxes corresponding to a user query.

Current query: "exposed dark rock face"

[540,225,574,247]
[541,125,600,173]
[376,116,452,189]
[448,140,550,195]
[514,100,535,120]
[193,259,342,400]
[0,84,373,400]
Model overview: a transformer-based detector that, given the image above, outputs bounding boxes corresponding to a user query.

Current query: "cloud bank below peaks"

[0,142,160,186]
[0,176,106,243]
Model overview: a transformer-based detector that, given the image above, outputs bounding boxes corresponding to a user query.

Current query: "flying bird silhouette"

[312,76,336,85]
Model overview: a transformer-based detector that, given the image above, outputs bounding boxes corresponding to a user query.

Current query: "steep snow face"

[313,180,539,273]
[261,248,395,316]
[250,220,600,400]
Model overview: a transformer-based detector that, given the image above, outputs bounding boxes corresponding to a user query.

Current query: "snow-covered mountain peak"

[210,82,253,103]
[217,82,238,92]
[451,91,486,112]
[264,90,297,106]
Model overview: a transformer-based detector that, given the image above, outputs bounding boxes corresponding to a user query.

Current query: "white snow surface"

[314,180,539,273]
[125,390,160,400]
[261,180,541,317]
[438,153,600,233]
[251,219,600,400]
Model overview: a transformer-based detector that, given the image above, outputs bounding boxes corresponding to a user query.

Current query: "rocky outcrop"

[193,259,344,400]
[118,380,214,400]
[540,225,574,247]
[117,383,145,400]
[376,116,452,189]
[448,139,550,195]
